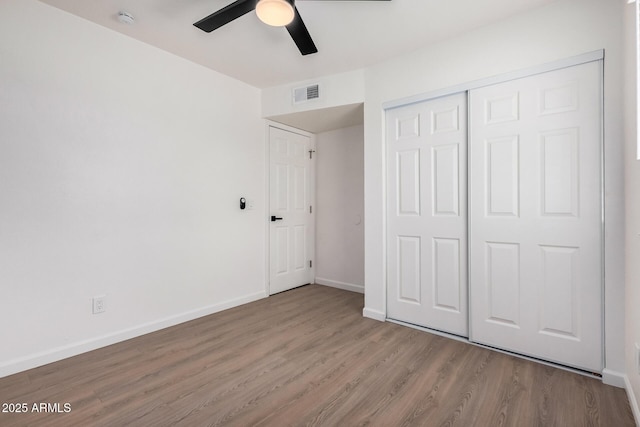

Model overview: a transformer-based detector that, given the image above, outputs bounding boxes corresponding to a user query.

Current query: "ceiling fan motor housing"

[256,0,295,27]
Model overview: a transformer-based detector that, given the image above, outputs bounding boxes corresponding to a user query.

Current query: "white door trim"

[382,50,604,111]
[264,121,316,296]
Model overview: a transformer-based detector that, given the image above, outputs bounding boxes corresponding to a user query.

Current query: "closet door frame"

[382,50,608,374]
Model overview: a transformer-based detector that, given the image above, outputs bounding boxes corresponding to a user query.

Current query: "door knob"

[271,216,283,222]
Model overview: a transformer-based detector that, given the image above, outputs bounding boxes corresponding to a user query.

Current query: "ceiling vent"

[293,84,320,104]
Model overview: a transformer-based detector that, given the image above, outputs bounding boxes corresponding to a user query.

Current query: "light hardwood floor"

[0,285,635,426]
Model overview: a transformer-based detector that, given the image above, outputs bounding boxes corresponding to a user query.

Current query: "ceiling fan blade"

[286,7,318,55]
[194,0,258,33]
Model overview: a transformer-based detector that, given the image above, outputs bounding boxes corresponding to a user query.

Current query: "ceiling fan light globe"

[256,0,295,27]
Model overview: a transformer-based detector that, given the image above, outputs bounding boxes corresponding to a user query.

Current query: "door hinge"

[309,205,312,214]
[309,260,313,268]
[309,149,316,159]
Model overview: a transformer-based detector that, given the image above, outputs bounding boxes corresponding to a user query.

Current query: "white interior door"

[386,92,468,336]
[269,126,315,295]
[468,61,602,371]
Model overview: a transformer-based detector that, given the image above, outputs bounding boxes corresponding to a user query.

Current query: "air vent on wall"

[293,84,320,104]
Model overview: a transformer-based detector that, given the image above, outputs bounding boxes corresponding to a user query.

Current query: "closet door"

[386,93,468,336]
[468,61,602,371]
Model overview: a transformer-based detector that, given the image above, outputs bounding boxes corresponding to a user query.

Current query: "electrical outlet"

[92,295,106,314]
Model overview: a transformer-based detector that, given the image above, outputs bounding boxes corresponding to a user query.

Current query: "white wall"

[624,0,640,421]
[363,0,626,382]
[262,69,365,118]
[315,125,365,293]
[0,1,265,377]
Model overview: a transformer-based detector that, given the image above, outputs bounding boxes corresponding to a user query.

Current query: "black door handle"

[271,216,283,222]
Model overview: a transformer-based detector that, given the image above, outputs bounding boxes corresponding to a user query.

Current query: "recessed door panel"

[486,136,519,217]
[539,245,579,339]
[396,114,421,140]
[433,238,461,312]
[275,227,289,276]
[432,144,459,216]
[539,81,578,115]
[398,236,421,304]
[292,139,305,160]
[540,129,579,217]
[293,225,306,271]
[293,165,306,211]
[486,242,520,327]
[397,150,421,216]
[485,93,519,124]
[273,163,289,211]
[272,137,288,156]
[431,106,459,134]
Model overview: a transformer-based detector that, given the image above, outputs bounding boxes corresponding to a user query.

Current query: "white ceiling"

[38,0,558,89]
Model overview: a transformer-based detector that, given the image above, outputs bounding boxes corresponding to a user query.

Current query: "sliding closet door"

[468,61,602,371]
[387,93,468,336]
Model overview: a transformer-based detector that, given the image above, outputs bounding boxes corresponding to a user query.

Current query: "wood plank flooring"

[0,285,634,426]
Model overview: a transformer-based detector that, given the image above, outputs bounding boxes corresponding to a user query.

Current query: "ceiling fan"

[194,0,391,56]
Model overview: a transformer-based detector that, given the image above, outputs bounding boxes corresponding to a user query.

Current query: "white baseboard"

[363,307,386,322]
[0,290,268,379]
[625,374,640,426]
[315,277,364,294]
[602,369,627,388]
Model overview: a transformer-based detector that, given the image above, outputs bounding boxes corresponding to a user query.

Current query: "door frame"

[264,121,316,296]
[380,50,620,380]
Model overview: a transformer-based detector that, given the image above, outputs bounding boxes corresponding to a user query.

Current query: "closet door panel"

[468,61,602,372]
[387,93,468,336]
